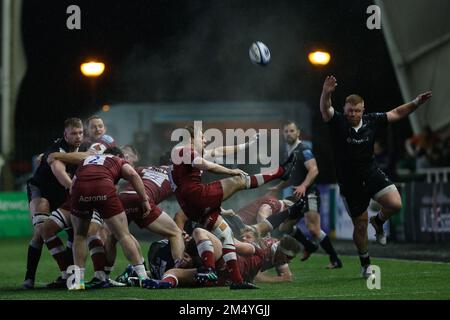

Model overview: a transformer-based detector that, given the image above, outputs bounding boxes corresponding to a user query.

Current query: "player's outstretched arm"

[254,266,293,283]
[234,239,256,256]
[386,91,432,122]
[320,75,337,122]
[47,151,92,165]
[205,133,259,159]
[174,210,189,232]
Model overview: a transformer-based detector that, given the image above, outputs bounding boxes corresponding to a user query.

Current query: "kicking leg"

[370,187,402,246]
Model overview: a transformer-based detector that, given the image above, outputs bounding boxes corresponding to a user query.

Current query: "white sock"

[133,264,148,280]
[94,270,107,281]
[313,230,327,245]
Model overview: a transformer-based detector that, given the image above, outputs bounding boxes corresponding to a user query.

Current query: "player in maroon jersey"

[81,116,118,285]
[105,165,184,273]
[143,231,300,289]
[40,117,120,288]
[50,147,153,290]
[236,194,290,225]
[168,125,299,289]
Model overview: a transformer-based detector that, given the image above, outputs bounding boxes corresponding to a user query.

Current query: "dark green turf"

[1,238,449,300]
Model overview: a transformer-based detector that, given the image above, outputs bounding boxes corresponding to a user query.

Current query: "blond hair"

[345,94,364,106]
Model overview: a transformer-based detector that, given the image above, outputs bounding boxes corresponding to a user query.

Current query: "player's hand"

[229,168,248,178]
[413,91,432,106]
[142,200,151,217]
[293,184,306,198]
[323,76,337,94]
[47,152,58,164]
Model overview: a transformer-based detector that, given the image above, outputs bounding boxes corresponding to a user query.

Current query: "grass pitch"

[1,238,450,300]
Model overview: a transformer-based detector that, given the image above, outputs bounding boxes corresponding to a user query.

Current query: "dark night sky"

[15,0,408,181]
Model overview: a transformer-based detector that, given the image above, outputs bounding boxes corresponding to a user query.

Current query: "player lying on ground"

[167,125,297,289]
[141,229,301,289]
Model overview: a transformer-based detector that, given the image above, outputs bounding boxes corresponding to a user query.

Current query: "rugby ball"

[249,41,271,66]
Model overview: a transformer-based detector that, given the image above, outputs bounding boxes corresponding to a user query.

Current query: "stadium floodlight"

[80,61,105,77]
[308,51,331,66]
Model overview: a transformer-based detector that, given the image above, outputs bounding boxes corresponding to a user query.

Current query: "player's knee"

[391,200,402,213]
[31,229,43,242]
[231,175,246,189]
[41,224,53,240]
[192,227,206,240]
[87,223,100,236]
[308,225,320,237]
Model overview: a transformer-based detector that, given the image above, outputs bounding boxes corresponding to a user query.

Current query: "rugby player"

[104,164,185,283]
[168,125,297,288]
[40,117,120,288]
[61,147,153,290]
[272,121,341,269]
[23,118,84,289]
[320,75,432,277]
[143,233,301,289]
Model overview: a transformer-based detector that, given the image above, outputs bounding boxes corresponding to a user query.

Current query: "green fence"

[0,192,32,237]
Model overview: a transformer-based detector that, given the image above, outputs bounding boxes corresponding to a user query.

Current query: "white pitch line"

[282,290,448,299]
[314,253,450,265]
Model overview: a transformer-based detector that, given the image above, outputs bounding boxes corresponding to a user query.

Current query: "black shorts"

[339,167,395,217]
[26,181,68,211]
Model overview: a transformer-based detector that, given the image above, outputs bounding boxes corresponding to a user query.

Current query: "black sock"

[65,228,74,265]
[292,228,317,252]
[374,214,385,226]
[266,209,289,230]
[359,252,371,267]
[320,236,338,261]
[265,200,306,230]
[25,241,43,280]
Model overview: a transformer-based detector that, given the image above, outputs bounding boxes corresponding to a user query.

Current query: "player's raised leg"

[370,187,402,246]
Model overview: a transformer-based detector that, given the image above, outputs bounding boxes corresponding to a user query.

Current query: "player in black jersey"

[320,75,432,277]
[271,122,341,268]
[23,118,84,289]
